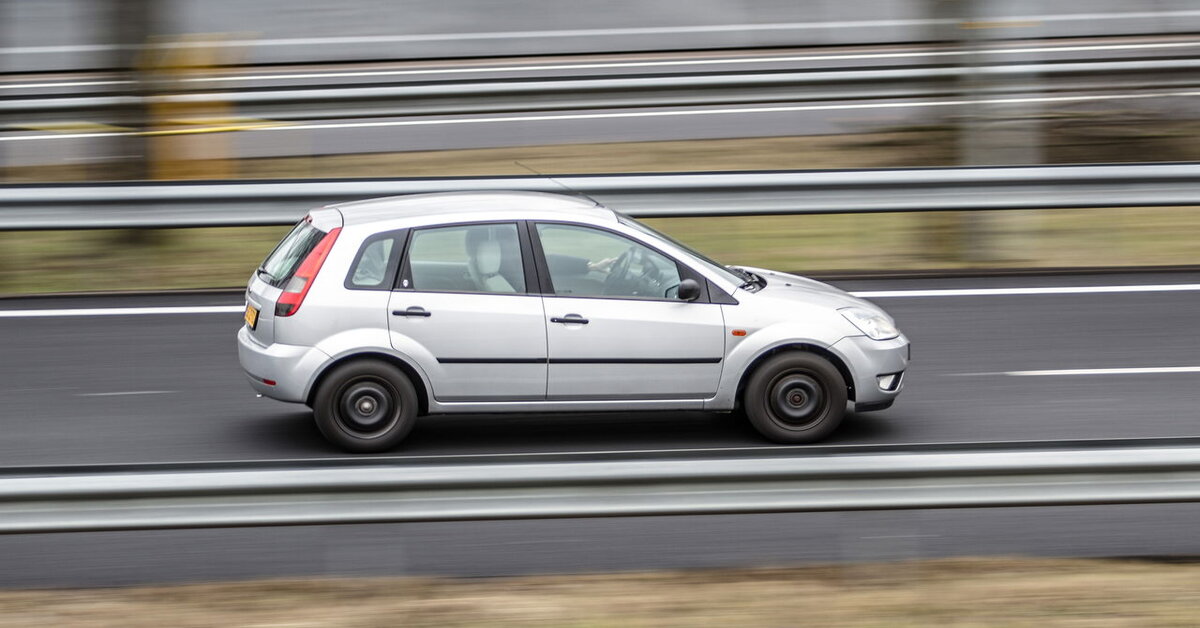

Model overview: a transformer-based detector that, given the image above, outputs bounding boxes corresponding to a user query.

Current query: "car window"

[536,223,682,299]
[346,231,405,290]
[257,221,327,289]
[617,213,746,286]
[406,223,526,293]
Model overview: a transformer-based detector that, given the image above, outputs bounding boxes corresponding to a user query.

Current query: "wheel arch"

[306,351,430,415]
[735,343,856,408]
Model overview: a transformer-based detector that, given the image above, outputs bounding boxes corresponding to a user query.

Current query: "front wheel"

[313,360,418,453]
[743,352,847,443]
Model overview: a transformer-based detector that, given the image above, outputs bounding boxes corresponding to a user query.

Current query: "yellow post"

[140,35,238,180]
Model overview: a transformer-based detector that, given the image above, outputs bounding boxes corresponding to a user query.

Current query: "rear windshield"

[257,221,325,288]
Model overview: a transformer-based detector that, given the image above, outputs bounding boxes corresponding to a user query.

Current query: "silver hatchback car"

[238,191,909,452]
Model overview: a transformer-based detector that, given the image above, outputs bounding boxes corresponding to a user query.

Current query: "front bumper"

[236,326,329,403]
[832,333,910,412]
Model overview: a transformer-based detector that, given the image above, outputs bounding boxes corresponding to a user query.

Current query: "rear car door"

[388,222,547,401]
[533,222,726,400]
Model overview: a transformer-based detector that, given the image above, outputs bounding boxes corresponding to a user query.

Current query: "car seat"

[466,228,517,293]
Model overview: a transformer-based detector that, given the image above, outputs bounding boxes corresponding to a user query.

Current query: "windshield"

[258,221,326,288]
[617,214,749,286]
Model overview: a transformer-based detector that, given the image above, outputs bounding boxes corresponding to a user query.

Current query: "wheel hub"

[338,381,395,433]
[769,373,824,426]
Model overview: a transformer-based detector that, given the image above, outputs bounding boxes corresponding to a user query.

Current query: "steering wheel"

[602,246,637,294]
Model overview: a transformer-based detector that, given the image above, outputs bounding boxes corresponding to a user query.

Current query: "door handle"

[392,307,431,317]
[550,314,588,325]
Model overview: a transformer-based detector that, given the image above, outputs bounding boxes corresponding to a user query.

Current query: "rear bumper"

[832,334,910,412]
[237,326,329,403]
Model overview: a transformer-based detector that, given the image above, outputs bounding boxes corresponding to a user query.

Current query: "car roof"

[324,191,617,228]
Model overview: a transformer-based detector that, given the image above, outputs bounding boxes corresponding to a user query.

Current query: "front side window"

[536,223,682,299]
[406,223,526,293]
[617,214,746,286]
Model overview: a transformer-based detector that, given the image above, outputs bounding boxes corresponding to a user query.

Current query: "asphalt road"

[1,271,1198,586]
[2,271,1198,466]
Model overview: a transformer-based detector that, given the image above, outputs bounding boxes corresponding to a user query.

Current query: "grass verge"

[2,205,1199,295]
[1,558,1198,627]
[3,125,1198,295]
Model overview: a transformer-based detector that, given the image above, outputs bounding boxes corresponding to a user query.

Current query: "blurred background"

[0,0,1196,291]
[2,3,1200,622]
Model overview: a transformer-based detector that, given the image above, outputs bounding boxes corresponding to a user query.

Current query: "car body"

[238,191,909,451]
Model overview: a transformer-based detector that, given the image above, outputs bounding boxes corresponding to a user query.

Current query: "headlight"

[840,307,899,340]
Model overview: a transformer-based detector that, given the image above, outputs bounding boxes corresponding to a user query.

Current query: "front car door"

[388,222,547,401]
[532,222,726,400]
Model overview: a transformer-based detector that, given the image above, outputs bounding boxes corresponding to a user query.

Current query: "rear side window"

[258,221,326,288]
[346,230,406,290]
[405,223,526,294]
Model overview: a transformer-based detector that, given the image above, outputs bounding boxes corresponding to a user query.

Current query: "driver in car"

[545,252,617,276]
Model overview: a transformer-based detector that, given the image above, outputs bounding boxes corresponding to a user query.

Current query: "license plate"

[244,305,259,330]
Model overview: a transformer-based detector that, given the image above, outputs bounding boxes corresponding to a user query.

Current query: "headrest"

[474,239,503,275]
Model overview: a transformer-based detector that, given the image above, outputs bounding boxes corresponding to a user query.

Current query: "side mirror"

[677,278,701,302]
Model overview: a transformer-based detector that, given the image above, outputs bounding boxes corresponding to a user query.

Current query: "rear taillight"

[275,227,341,317]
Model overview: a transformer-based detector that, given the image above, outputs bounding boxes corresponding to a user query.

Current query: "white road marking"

[1003,367,1200,377]
[3,89,1197,143]
[4,41,1195,90]
[0,79,128,90]
[0,306,244,318]
[861,534,941,539]
[854,284,1200,298]
[1,283,1199,318]
[0,130,130,141]
[77,390,177,397]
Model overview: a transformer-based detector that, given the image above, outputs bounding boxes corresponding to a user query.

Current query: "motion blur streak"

[5,90,1196,144]
[853,284,1200,298]
[0,306,244,318]
[1002,367,1200,377]
[6,40,1197,90]
[2,282,1198,319]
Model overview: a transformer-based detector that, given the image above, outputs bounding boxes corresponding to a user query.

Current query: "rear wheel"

[313,360,418,453]
[743,352,847,443]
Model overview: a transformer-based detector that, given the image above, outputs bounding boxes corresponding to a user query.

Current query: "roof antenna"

[514,161,601,207]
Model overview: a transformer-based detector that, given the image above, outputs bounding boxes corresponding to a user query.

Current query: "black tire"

[743,352,847,443]
[312,359,419,453]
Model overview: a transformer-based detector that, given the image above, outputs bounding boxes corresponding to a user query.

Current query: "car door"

[533,222,726,400]
[388,222,547,401]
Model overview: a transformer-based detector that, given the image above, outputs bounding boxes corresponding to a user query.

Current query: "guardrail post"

[142,35,237,180]
[0,0,10,179]
[957,0,1044,264]
[107,0,157,182]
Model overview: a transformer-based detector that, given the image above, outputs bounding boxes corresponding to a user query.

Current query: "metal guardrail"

[3,58,1198,123]
[1,162,1197,230]
[2,445,1199,534]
